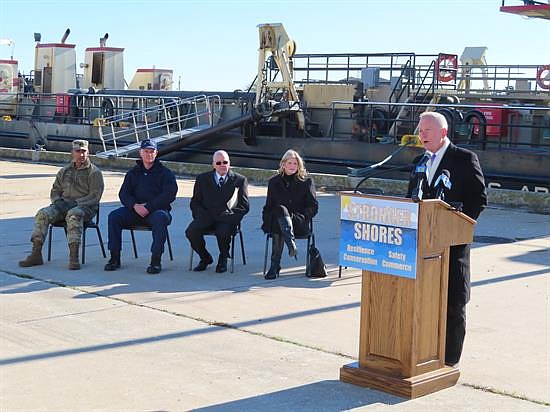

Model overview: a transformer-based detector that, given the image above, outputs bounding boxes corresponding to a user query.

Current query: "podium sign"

[339,194,419,278]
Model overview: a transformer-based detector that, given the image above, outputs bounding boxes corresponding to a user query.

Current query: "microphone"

[411,153,431,202]
[434,169,452,201]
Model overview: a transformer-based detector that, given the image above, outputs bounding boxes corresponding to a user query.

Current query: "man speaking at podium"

[407,112,487,367]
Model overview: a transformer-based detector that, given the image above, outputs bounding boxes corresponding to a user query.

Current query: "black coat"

[190,170,249,224]
[262,174,319,236]
[407,143,487,305]
[119,159,178,212]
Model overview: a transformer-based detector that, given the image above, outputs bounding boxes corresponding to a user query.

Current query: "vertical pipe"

[144,110,150,139]
[330,102,335,140]
[132,112,139,142]
[98,124,106,152]
[164,103,170,135]
[176,101,182,137]
[110,121,116,154]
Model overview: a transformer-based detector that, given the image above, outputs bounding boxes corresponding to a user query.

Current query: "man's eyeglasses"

[215,161,229,165]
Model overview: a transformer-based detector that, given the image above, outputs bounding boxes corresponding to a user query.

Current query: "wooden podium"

[339,193,475,398]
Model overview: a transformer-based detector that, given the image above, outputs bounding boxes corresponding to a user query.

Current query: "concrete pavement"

[1,160,549,411]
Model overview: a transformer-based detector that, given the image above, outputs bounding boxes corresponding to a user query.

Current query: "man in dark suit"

[186,150,249,273]
[407,111,487,366]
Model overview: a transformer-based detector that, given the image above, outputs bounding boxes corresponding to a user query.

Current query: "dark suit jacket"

[407,143,487,305]
[190,170,249,225]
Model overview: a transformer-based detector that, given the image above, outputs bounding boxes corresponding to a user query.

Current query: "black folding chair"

[125,225,174,261]
[47,209,106,264]
[263,220,315,277]
[188,224,246,273]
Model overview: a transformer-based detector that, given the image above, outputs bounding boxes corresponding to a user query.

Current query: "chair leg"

[306,236,315,276]
[263,234,270,276]
[166,232,174,261]
[81,229,86,264]
[230,233,235,274]
[239,229,246,265]
[47,225,53,262]
[130,230,138,258]
[96,227,107,258]
[188,247,194,271]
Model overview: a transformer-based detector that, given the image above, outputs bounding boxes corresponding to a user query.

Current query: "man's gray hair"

[212,150,229,162]
[419,111,448,130]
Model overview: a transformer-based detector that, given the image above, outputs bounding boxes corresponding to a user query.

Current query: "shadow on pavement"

[193,380,403,411]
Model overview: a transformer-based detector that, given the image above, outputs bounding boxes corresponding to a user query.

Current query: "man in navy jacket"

[105,139,178,274]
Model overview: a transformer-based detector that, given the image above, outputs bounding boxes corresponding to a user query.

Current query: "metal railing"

[328,100,550,150]
[288,52,436,86]
[97,94,221,155]
[284,51,548,96]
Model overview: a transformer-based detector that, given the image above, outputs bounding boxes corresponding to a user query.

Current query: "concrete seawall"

[1,147,548,213]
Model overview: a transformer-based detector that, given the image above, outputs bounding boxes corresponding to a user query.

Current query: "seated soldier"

[19,139,104,270]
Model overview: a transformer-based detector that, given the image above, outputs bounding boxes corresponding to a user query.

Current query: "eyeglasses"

[215,161,229,165]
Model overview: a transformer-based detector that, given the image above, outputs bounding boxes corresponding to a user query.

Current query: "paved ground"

[1,160,549,411]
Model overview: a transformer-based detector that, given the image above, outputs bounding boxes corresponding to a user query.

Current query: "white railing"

[97,94,221,156]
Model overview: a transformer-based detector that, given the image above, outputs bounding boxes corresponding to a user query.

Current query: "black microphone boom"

[353,164,413,193]
[348,138,418,178]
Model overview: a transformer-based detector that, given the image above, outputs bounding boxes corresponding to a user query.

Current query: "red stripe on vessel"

[36,43,76,49]
[136,68,173,73]
[85,47,125,52]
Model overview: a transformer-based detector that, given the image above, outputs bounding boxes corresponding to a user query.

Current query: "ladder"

[96,94,221,158]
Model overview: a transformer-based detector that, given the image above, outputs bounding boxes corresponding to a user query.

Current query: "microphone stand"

[348,140,416,178]
[353,164,413,193]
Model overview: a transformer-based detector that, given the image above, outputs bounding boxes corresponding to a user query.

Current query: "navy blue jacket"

[119,159,178,212]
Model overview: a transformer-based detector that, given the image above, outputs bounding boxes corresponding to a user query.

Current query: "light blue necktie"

[428,153,437,184]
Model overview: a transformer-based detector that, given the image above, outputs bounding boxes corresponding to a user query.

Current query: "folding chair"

[47,209,106,264]
[188,224,246,273]
[125,224,174,261]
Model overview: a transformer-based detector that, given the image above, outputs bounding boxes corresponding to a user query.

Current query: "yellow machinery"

[255,23,304,130]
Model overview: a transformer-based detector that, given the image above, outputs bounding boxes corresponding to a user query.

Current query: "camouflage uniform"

[31,158,104,246]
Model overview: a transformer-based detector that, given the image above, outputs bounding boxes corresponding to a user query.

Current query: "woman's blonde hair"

[278,149,307,180]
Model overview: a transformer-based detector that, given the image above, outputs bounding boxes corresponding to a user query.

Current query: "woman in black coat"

[262,150,319,279]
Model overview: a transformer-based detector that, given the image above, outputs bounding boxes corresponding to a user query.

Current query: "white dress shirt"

[427,137,450,185]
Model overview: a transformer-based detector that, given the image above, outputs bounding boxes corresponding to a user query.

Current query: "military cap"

[72,139,89,151]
